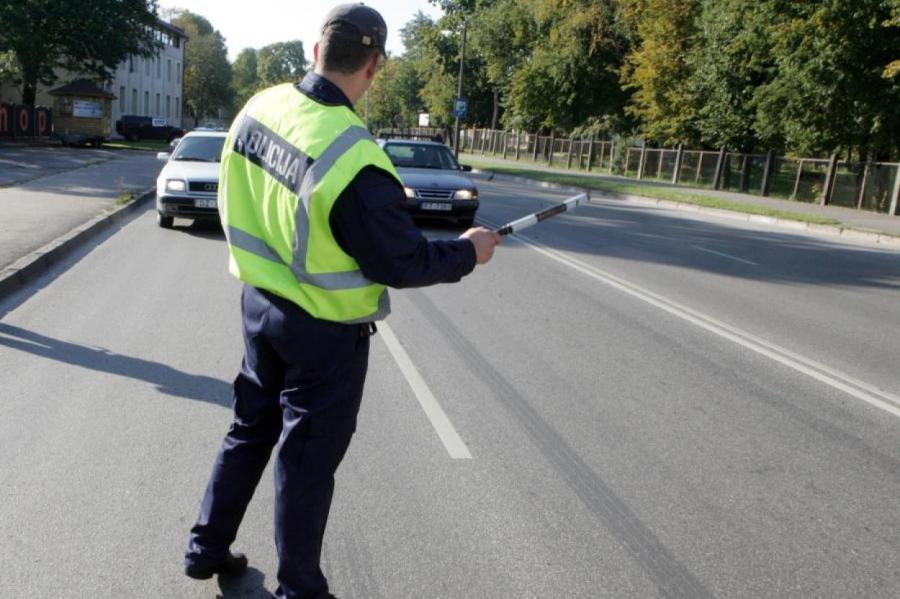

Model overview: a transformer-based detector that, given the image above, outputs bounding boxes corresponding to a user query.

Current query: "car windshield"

[384,143,459,170]
[171,136,225,162]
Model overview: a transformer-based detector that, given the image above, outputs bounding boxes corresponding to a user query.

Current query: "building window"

[132,89,138,113]
[155,93,160,116]
[176,62,181,84]
[175,97,180,118]
[166,95,171,117]
[157,57,161,79]
[144,91,150,115]
[174,35,180,49]
[119,86,126,112]
[167,59,172,82]
[145,57,150,76]
[129,55,134,73]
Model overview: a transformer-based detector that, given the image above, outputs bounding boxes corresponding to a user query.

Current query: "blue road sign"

[453,97,469,119]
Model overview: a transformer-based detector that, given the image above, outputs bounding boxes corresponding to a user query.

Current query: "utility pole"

[453,16,468,158]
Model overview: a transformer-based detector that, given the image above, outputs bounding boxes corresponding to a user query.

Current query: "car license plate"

[195,199,217,209]
[421,202,451,211]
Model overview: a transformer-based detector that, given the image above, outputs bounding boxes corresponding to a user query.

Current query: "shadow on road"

[217,567,273,598]
[180,219,226,240]
[483,181,900,290]
[0,322,233,406]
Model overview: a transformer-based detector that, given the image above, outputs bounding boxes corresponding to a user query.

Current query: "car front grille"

[415,188,454,200]
[188,181,218,193]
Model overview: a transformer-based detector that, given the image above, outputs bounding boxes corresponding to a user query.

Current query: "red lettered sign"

[0,103,10,137]
[14,105,32,137]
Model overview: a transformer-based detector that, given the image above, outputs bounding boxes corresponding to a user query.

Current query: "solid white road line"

[477,214,900,420]
[691,245,759,266]
[380,322,473,459]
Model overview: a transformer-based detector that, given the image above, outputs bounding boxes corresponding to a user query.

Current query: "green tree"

[885,0,900,78]
[365,56,424,129]
[754,0,900,159]
[620,0,701,145]
[231,48,259,112]
[400,12,460,128]
[688,1,774,151]
[170,10,232,123]
[468,0,538,128]
[0,50,20,85]
[256,41,308,88]
[0,0,160,106]
[505,0,630,132]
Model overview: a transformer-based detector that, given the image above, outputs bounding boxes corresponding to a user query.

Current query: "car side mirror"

[460,164,473,172]
[157,152,171,162]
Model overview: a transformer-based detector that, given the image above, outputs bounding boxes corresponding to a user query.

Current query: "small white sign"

[73,100,102,118]
[418,113,430,127]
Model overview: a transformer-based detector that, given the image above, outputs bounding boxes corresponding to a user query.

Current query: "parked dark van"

[115,115,184,142]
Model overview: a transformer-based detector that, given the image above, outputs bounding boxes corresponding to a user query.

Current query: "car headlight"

[166,179,186,192]
[453,189,477,200]
[404,186,416,199]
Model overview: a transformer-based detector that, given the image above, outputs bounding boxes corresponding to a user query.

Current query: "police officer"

[183,4,501,598]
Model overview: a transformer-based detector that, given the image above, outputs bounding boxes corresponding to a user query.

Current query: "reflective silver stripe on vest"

[343,288,392,324]
[226,225,283,263]
[289,126,376,291]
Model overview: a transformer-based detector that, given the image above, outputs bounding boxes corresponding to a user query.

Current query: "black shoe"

[184,551,248,580]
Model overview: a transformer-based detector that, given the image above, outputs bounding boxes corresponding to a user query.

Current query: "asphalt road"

[0,148,160,270]
[2,178,899,598]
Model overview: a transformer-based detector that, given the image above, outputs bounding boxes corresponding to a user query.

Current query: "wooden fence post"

[587,138,595,172]
[890,164,900,216]
[672,144,684,184]
[625,147,632,176]
[739,154,751,192]
[637,146,648,180]
[821,153,839,206]
[566,138,575,169]
[790,159,805,200]
[656,150,665,179]
[547,131,556,166]
[609,142,616,173]
[480,129,487,155]
[761,150,775,196]
[856,162,871,209]
[532,133,540,162]
[712,146,727,190]
[515,130,521,161]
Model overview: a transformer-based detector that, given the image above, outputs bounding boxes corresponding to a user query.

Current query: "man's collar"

[296,72,354,110]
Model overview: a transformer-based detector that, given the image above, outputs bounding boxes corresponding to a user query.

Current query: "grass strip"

[462,157,841,226]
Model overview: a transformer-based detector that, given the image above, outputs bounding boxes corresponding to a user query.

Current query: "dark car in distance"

[115,115,184,142]
[378,140,479,228]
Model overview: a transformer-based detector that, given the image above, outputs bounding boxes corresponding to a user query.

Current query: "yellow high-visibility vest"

[218,83,401,323]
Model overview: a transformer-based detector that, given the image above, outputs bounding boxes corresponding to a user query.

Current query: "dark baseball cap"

[321,3,388,54]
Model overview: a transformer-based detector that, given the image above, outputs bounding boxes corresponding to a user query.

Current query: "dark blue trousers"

[185,285,370,599]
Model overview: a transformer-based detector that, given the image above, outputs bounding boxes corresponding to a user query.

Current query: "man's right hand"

[460,227,502,265]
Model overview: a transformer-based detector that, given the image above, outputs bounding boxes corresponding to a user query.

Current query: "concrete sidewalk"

[0,146,162,271]
[460,153,900,239]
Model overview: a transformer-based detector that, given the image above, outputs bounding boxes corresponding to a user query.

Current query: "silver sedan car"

[378,139,479,228]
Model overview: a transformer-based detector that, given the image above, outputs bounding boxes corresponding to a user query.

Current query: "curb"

[473,170,900,248]
[0,187,156,299]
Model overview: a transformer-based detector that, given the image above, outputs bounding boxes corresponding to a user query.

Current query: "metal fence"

[455,128,900,216]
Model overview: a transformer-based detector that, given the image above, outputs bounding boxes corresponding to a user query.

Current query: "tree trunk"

[22,68,38,107]
[491,89,500,130]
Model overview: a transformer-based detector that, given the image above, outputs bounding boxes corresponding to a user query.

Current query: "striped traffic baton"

[494,193,588,236]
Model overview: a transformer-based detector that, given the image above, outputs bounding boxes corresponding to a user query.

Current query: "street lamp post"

[453,17,467,158]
